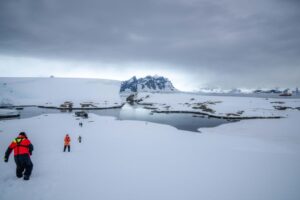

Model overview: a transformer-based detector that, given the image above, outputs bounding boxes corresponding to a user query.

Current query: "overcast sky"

[0,0,299,91]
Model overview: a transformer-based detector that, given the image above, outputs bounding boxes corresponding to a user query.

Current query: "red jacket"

[64,135,71,145]
[6,135,33,156]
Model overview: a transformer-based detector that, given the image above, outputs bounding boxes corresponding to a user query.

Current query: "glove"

[4,157,8,162]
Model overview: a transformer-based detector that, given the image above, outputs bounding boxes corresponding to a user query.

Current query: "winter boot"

[16,174,23,178]
[23,175,30,181]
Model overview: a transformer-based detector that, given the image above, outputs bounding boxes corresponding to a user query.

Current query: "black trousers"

[14,154,33,178]
[64,145,70,152]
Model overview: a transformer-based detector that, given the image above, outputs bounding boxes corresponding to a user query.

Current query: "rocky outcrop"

[120,75,176,93]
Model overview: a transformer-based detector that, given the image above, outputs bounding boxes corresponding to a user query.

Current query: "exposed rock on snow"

[273,106,300,111]
[126,94,136,104]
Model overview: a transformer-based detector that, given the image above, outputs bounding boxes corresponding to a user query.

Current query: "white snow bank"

[0,111,300,200]
[0,109,19,117]
[0,77,122,107]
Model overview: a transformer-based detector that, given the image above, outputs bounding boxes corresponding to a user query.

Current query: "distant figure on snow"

[64,134,71,152]
[4,132,34,181]
[79,122,83,127]
[78,135,82,143]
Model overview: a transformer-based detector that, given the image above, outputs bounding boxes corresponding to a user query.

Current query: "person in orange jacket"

[64,134,71,152]
[4,132,34,180]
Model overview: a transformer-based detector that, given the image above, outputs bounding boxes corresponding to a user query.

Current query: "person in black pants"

[64,134,71,152]
[4,132,34,181]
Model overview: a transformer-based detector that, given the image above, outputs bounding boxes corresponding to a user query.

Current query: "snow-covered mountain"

[253,88,300,94]
[198,87,300,95]
[198,88,252,94]
[120,76,177,93]
[253,89,282,94]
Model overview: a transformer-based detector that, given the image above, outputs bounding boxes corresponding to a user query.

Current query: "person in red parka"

[64,134,71,152]
[4,132,34,180]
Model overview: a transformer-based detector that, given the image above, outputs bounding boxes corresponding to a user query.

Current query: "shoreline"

[38,103,125,110]
[152,110,282,120]
[0,103,125,110]
[0,103,284,120]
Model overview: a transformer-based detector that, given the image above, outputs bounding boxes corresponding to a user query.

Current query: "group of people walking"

[4,131,83,181]
[63,134,82,152]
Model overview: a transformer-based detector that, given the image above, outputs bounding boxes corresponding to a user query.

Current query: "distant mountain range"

[198,87,300,95]
[120,76,176,93]
[252,88,299,94]
[119,75,299,95]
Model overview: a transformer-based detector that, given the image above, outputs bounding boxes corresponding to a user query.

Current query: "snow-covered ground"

[0,77,122,108]
[0,111,300,200]
[137,92,300,118]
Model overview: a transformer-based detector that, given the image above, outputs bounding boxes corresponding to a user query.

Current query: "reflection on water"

[1,104,233,132]
[116,104,231,132]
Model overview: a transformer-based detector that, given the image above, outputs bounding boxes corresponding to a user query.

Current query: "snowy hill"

[120,75,176,93]
[0,77,122,107]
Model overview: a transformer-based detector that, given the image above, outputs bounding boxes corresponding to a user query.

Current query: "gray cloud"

[0,0,300,89]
